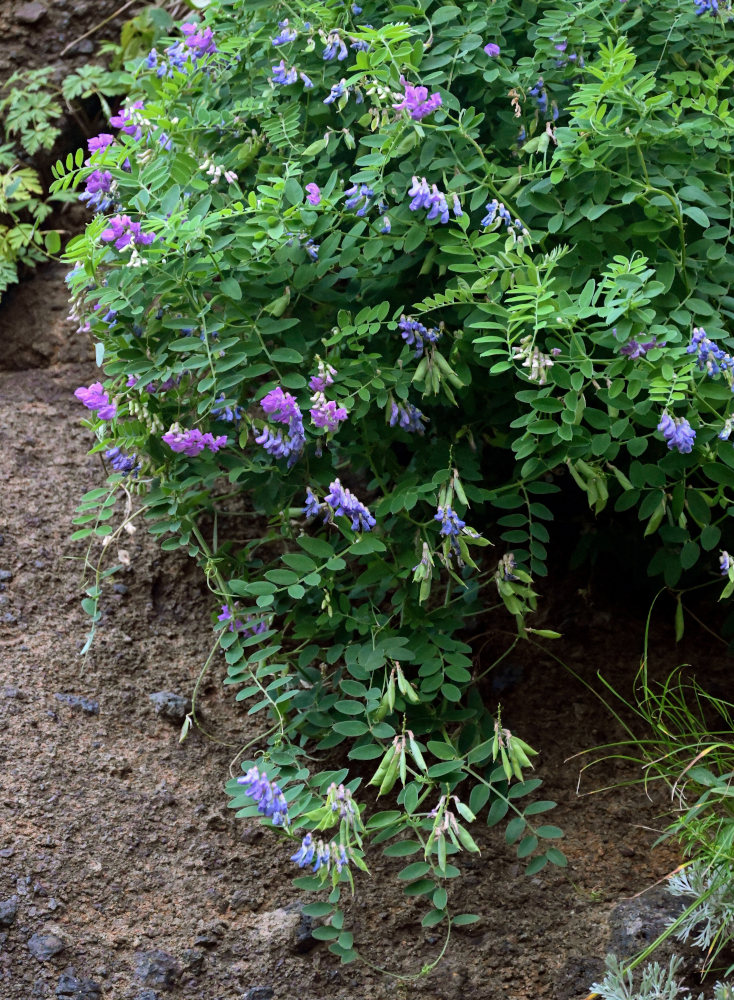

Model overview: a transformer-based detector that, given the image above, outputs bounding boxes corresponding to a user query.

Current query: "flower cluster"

[237,766,289,827]
[393,77,442,120]
[217,605,268,637]
[389,401,427,434]
[256,386,306,465]
[304,479,376,532]
[481,199,529,242]
[162,425,228,456]
[619,336,665,359]
[323,29,349,61]
[325,782,359,828]
[435,504,481,561]
[687,326,734,380]
[408,177,461,224]
[270,59,298,86]
[79,170,115,212]
[657,413,696,454]
[398,315,443,357]
[74,383,117,420]
[344,182,376,216]
[529,78,558,119]
[694,0,719,14]
[110,101,145,140]
[105,447,140,474]
[512,335,558,385]
[211,394,244,422]
[291,833,349,873]
[100,215,155,251]
[272,19,298,46]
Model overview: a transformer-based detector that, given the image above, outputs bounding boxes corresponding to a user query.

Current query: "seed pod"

[408,734,427,773]
[456,824,480,853]
[369,746,395,787]
[378,750,401,796]
[500,746,513,784]
[413,356,429,383]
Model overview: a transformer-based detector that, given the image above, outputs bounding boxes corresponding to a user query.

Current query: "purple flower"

[323,478,376,532]
[272,19,297,45]
[393,76,442,120]
[344,182,375,215]
[657,413,696,454]
[720,551,731,575]
[74,382,117,420]
[308,361,336,394]
[299,71,314,89]
[694,0,719,14]
[398,314,442,357]
[390,401,427,434]
[105,446,139,474]
[529,78,548,115]
[100,215,155,251]
[304,487,322,519]
[619,336,665,359]
[435,505,466,537]
[687,326,734,377]
[380,216,391,234]
[271,59,298,85]
[407,177,450,224]
[162,427,228,456]
[304,238,319,260]
[256,386,305,465]
[305,183,321,206]
[291,833,316,867]
[323,79,347,105]
[237,766,289,827]
[217,605,267,637]
[484,43,501,57]
[87,133,115,154]
[310,397,348,432]
[211,394,244,422]
[323,30,348,61]
[482,199,528,240]
[180,21,217,56]
[79,169,114,212]
[110,101,145,140]
[719,419,733,441]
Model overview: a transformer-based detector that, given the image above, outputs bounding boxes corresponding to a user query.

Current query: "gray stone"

[292,908,316,953]
[148,691,188,725]
[28,930,65,960]
[56,969,102,997]
[0,569,13,582]
[608,887,686,956]
[134,992,160,1000]
[54,693,100,715]
[0,897,18,927]
[134,950,181,991]
[15,1,47,23]
[242,989,274,1000]
[112,583,128,595]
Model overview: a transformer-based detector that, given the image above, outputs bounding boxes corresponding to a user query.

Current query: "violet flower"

[237,766,289,827]
[390,401,427,434]
[256,386,305,465]
[100,215,155,251]
[657,413,696,454]
[74,382,117,420]
[393,76,442,120]
[305,183,321,206]
[162,426,228,456]
[484,43,501,57]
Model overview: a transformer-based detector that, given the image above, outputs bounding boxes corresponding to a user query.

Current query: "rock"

[133,992,159,1000]
[112,583,128,595]
[28,930,65,961]
[0,569,13,582]
[148,691,188,725]
[56,969,102,997]
[242,989,274,1000]
[607,887,686,956]
[15,1,47,23]
[292,909,316,953]
[254,907,301,949]
[54,694,100,715]
[134,950,181,991]
[0,896,18,927]
[181,948,204,973]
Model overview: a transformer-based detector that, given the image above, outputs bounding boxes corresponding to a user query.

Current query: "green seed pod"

[369,746,395,787]
[378,750,401,796]
[456,824,480,853]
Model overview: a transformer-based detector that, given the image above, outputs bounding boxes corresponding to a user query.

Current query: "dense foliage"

[57,0,734,966]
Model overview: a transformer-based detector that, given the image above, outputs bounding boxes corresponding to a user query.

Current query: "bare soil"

[1,8,732,1000]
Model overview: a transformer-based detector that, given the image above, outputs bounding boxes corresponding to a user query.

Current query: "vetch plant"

[58,0,734,972]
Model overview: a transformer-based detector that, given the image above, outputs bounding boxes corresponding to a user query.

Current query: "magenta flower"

[162,427,228,457]
[310,398,348,432]
[74,382,117,420]
[110,101,145,140]
[305,183,321,206]
[393,77,442,120]
[87,133,115,154]
[181,21,217,56]
[484,43,501,57]
[100,215,155,251]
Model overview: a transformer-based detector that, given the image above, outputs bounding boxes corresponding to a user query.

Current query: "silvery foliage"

[667,859,734,950]
[591,953,733,1000]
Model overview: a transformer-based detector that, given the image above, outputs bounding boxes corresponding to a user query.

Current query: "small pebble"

[0,570,13,582]
[15,1,47,24]
[54,694,100,715]
[0,897,18,927]
[28,930,65,961]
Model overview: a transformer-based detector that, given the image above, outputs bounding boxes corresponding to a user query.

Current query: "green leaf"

[398,862,432,880]
[536,825,564,840]
[453,913,480,926]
